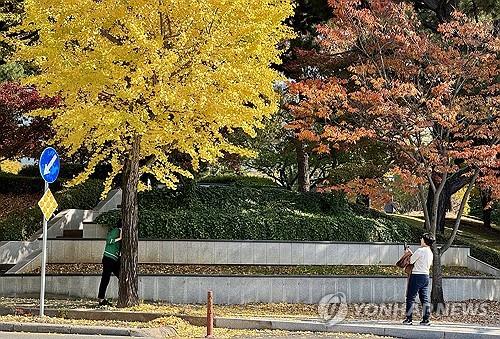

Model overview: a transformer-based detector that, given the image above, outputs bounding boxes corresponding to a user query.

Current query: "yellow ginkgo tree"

[13,0,294,306]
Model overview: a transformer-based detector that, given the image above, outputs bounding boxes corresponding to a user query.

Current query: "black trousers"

[98,256,120,299]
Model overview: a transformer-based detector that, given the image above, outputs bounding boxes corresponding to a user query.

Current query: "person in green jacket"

[98,219,122,306]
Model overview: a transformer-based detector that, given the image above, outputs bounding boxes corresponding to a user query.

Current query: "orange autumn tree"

[288,0,499,308]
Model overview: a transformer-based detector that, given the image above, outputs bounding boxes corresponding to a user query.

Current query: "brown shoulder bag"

[396,250,414,275]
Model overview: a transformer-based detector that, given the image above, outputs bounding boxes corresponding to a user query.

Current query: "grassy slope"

[393,214,500,268]
[445,218,500,252]
[394,214,500,251]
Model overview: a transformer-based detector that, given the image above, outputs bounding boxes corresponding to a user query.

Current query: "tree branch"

[418,184,431,231]
[100,29,124,45]
[431,171,448,235]
[441,168,480,253]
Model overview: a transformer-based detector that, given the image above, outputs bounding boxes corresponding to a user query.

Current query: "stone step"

[60,229,83,239]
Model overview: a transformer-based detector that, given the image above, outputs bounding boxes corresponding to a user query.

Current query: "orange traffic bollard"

[206,290,214,338]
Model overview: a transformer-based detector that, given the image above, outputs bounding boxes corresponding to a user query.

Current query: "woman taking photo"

[402,233,435,326]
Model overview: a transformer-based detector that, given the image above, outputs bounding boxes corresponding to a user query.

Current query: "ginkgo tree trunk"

[11,0,294,307]
[120,135,141,305]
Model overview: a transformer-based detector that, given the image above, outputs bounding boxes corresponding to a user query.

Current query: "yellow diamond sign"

[38,189,58,221]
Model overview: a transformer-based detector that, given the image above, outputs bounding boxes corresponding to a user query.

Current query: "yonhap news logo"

[317,292,490,324]
[318,292,348,325]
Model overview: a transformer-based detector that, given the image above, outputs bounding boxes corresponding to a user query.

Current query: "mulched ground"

[0,298,389,338]
[1,297,498,327]
[0,315,390,338]
[32,263,489,276]
[0,193,41,219]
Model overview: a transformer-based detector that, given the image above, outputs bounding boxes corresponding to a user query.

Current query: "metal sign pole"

[40,180,48,317]
[38,147,60,317]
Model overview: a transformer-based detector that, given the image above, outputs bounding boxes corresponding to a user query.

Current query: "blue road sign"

[39,147,60,183]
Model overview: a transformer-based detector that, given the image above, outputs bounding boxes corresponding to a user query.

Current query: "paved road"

[0,333,391,339]
[0,332,127,338]
[235,335,394,338]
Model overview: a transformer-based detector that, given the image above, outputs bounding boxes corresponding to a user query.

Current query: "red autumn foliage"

[289,0,498,204]
[288,0,499,306]
[0,82,60,161]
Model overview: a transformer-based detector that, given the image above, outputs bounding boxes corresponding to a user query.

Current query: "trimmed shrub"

[197,175,278,188]
[0,179,103,240]
[95,183,500,268]
[99,184,499,268]
[97,185,416,243]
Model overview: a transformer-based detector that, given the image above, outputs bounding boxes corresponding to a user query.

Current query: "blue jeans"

[405,273,430,321]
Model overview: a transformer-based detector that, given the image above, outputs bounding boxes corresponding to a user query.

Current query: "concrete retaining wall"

[82,224,108,239]
[0,241,40,264]
[467,256,500,277]
[46,209,96,238]
[46,239,470,266]
[93,189,121,214]
[10,251,41,274]
[27,189,121,241]
[3,189,122,273]
[0,275,498,303]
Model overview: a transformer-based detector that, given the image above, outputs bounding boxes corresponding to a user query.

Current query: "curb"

[0,321,176,337]
[213,317,500,339]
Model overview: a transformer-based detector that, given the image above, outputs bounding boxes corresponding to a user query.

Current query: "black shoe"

[98,299,111,307]
[420,319,431,326]
[402,318,413,325]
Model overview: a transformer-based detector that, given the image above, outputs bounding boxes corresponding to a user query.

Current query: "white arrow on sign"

[43,154,57,176]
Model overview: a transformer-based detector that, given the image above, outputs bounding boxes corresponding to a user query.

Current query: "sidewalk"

[2,306,499,338]
[215,317,500,339]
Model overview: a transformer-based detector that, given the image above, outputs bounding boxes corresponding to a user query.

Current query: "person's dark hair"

[422,233,435,246]
[116,218,122,229]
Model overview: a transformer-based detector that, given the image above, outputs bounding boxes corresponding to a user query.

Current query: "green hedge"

[197,175,278,188]
[0,179,103,240]
[97,185,416,243]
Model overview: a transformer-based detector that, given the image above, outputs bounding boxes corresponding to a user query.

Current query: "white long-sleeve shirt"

[410,247,433,274]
